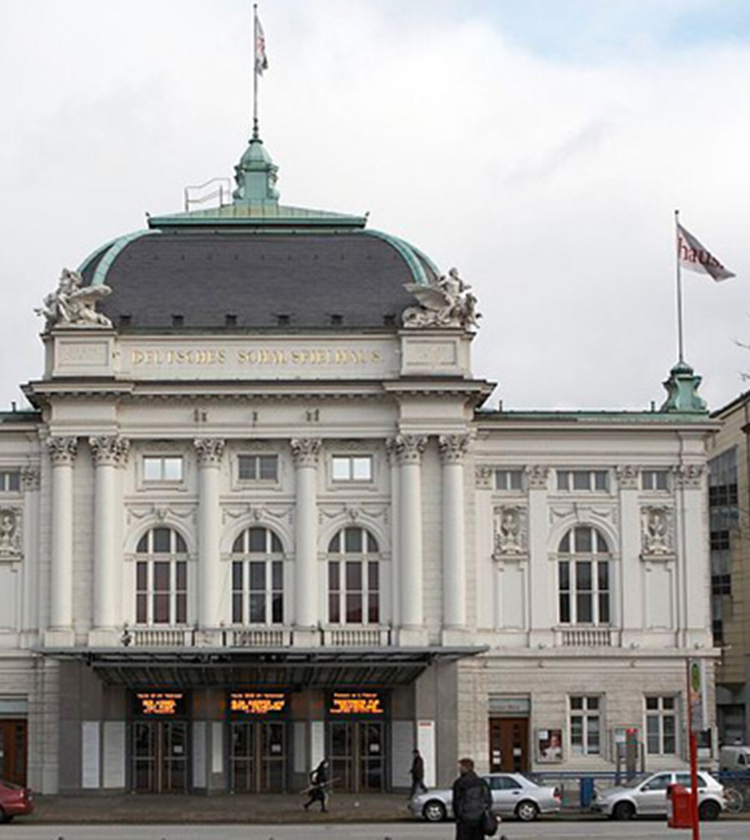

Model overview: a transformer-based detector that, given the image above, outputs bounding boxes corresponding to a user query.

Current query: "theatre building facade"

[0,135,717,795]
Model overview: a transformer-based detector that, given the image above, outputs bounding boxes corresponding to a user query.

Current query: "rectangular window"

[143,456,183,482]
[709,448,739,508]
[646,696,677,755]
[328,559,379,625]
[231,559,284,625]
[495,469,524,491]
[135,559,187,625]
[642,470,670,491]
[238,454,278,482]
[0,471,21,492]
[712,573,732,596]
[557,470,609,492]
[710,530,730,551]
[570,696,601,755]
[558,559,610,625]
[332,455,373,482]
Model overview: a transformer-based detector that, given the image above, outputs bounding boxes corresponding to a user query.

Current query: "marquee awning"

[37,645,488,689]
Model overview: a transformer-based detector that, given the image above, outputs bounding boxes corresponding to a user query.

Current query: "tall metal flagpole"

[253,4,259,139]
[675,209,685,363]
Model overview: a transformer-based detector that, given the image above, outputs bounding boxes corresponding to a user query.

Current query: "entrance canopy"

[38,646,487,689]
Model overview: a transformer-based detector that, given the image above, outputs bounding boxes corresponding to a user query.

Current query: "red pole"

[686,660,701,840]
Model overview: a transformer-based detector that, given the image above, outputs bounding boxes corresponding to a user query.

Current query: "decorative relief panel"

[493,505,527,558]
[641,505,674,558]
[615,465,639,490]
[526,465,549,490]
[319,503,389,526]
[675,464,704,489]
[127,505,197,525]
[474,465,493,489]
[549,504,618,527]
[223,504,293,525]
[0,507,22,559]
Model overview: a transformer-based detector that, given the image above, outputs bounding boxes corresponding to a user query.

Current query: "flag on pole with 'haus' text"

[677,224,735,282]
[255,15,268,75]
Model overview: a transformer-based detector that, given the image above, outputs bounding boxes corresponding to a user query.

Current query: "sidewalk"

[27,792,414,824]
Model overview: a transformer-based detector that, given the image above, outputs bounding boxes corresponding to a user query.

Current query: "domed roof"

[78,138,439,332]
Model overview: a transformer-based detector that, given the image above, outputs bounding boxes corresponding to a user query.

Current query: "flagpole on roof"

[253,4,260,139]
[674,209,685,363]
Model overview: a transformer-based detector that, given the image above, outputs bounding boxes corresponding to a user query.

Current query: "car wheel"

[699,800,721,821]
[0,809,12,824]
[423,800,447,822]
[516,800,540,822]
[612,801,636,820]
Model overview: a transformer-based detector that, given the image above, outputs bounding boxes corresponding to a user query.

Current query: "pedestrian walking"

[452,756,505,840]
[303,758,330,812]
[409,748,428,797]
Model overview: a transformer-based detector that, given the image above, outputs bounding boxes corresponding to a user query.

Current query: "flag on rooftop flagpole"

[255,13,269,75]
[677,223,735,282]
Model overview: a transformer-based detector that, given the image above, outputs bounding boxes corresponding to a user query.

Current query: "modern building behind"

[0,129,718,796]
[709,392,750,745]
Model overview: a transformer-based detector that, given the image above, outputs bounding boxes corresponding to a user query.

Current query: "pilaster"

[439,434,470,643]
[291,438,321,643]
[195,438,225,629]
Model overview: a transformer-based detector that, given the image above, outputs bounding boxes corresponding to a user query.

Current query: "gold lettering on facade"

[131,346,384,366]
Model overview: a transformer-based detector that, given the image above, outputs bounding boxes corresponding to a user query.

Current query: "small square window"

[332,455,373,482]
[143,456,184,482]
[495,469,524,491]
[238,454,279,482]
[642,470,670,491]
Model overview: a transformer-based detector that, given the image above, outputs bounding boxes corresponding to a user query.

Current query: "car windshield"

[621,773,649,788]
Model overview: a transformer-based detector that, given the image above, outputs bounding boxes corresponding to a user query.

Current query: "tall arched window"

[135,527,188,625]
[231,527,284,625]
[558,526,611,625]
[327,527,380,625]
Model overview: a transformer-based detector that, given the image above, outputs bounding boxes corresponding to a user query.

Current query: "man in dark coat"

[451,757,493,840]
[409,748,428,797]
[303,758,330,812]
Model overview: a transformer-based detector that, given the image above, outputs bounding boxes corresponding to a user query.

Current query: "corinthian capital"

[194,438,225,465]
[291,438,322,467]
[47,436,78,465]
[90,435,130,467]
[675,464,704,488]
[525,465,549,490]
[438,434,471,464]
[395,435,428,465]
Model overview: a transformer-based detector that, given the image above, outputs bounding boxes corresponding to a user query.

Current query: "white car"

[409,772,562,822]
[592,770,725,820]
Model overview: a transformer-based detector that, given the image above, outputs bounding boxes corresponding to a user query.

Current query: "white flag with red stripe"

[255,15,268,75]
[677,223,735,282]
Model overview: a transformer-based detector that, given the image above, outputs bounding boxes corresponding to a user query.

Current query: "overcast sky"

[1,0,748,412]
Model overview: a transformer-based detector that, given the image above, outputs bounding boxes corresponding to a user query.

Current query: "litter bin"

[667,783,693,829]
[580,776,595,809]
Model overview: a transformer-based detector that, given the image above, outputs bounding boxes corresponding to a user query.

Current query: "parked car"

[0,779,34,823]
[592,770,725,820]
[409,772,562,822]
[719,745,750,771]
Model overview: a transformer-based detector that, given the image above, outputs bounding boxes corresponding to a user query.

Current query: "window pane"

[238,455,256,480]
[249,562,265,590]
[368,593,379,624]
[153,593,170,623]
[587,717,600,753]
[143,458,162,481]
[136,593,147,623]
[136,562,147,590]
[352,457,372,480]
[176,561,187,590]
[346,593,362,623]
[272,592,283,624]
[259,455,278,480]
[249,593,265,623]
[346,561,362,590]
[174,532,187,553]
[577,593,593,623]
[559,592,571,623]
[7,472,20,491]
[232,593,243,623]
[329,594,340,623]
[249,528,266,553]
[509,470,523,490]
[272,561,283,590]
[332,457,350,480]
[345,528,362,553]
[557,471,569,491]
[647,717,660,754]
[663,717,676,753]
[599,593,610,623]
[328,562,340,590]
[270,532,283,553]
[175,592,186,624]
[573,471,589,490]
[366,532,379,553]
[163,457,183,481]
[137,534,149,553]
[576,561,592,591]
[559,561,570,590]
[152,528,171,553]
[559,533,570,553]
[368,561,379,590]
[575,527,592,553]
[328,533,340,553]
[594,471,608,491]
[153,561,170,590]
[570,697,583,710]
[598,561,609,590]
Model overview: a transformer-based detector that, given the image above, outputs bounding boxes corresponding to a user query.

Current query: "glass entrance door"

[132,721,188,792]
[230,721,286,792]
[329,720,385,792]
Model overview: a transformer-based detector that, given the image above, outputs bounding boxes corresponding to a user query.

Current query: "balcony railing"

[321,627,392,647]
[558,627,616,647]
[122,625,392,648]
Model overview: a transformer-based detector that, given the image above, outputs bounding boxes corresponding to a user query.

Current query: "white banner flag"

[678,223,735,282]
[255,15,268,75]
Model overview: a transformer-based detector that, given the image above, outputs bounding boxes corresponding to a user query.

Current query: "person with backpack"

[452,757,505,840]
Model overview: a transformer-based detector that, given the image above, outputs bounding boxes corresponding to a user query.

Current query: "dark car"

[0,779,34,823]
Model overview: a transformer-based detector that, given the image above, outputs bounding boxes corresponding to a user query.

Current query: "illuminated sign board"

[328,692,385,716]
[133,691,187,717]
[229,692,288,716]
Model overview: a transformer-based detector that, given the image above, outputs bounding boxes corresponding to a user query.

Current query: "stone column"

[89,436,130,642]
[396,435,427,643]
[386,439,401,626]
[291,438,321,641]
[21,466,41,634]
[47,436,78,643]
[195,439,225,632]
[616,465,642,646]
[439,434,470,636]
